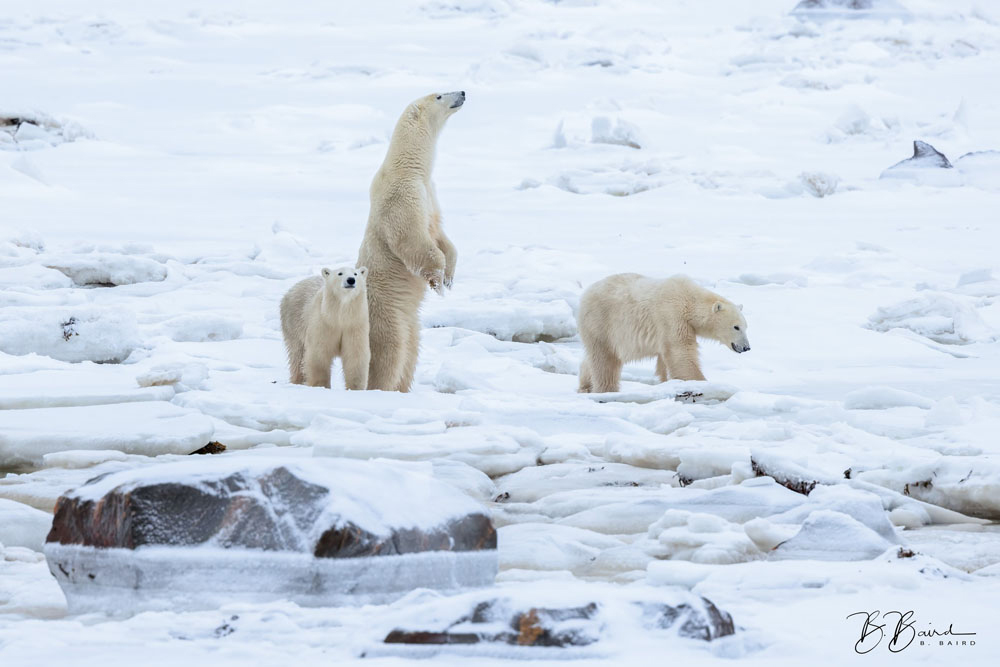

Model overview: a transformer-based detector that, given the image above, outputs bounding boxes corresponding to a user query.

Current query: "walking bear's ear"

[321,268,331,278]
[358,267,368,275]
[713,301,723,313]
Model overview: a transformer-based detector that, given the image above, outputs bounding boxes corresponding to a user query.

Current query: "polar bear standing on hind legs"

[358,91,465,392]
[578,274,751,393]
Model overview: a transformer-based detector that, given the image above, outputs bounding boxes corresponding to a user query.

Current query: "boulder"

[377,584,735,656]
[45,457,497,613]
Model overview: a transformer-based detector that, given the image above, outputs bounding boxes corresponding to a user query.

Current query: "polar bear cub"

[280,266,370,390]
[578,273,750,393]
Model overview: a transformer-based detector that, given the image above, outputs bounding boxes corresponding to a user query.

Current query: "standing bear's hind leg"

[394,317,421,393]
[366,297,406,391]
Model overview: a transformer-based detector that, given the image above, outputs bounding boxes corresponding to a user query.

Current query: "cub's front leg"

[341,329,371,391]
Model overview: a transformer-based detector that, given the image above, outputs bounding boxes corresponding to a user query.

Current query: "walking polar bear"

[280,266,370,390]
[358,91,465,392]
[578,274,750,393]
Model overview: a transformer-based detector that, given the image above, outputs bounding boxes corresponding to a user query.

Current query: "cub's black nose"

[346,276,355,285]
[460,91,466,97]
[743,345,751,352]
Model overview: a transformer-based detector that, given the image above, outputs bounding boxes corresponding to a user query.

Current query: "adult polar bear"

[358,91,465,391]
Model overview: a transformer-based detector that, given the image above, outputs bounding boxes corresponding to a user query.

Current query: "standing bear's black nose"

[460,91,466,98]
[347,276,355,286]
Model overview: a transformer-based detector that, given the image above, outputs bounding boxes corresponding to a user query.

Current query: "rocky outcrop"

[44,458,498,613]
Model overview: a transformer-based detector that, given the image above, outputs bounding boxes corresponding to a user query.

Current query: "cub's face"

[711,301,750,353]
[321,266,367,296]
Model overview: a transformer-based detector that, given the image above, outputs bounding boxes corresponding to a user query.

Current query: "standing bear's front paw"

[423,269,446,296]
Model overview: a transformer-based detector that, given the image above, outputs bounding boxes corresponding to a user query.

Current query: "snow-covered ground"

[2,0,1000,664]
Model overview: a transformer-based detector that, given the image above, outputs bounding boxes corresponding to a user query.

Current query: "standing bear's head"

[321,266,367,301]
[706,300,750,354]
[397,91,465,136]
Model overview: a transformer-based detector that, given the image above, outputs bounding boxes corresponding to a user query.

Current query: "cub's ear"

[358,266,368,275]
[321,268,331,278]
[713,301,723,313]
[738,303,744,311]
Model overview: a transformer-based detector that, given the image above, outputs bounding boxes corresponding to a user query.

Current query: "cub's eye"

[436,95,442,100]
[734,326,740,331]
[338,272,343,276]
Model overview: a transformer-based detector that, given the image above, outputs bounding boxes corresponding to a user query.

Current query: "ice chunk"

[0,401,213,468]
[43,253,167,286]
[157,314,243,342]
[591,116,642,149]
[866,293,995,345]
[499,523,624,572]
[0,499,52,552]
[956,150,1000,191]
[423,298,576,342]
[648,510,764,564]
[772,510,894,561]
[771,485,900,542]
[0,368,174,409]
[843,386,934,410]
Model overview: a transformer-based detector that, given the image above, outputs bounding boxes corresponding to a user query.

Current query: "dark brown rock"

[47,464,496,557]
[384,595,735,647]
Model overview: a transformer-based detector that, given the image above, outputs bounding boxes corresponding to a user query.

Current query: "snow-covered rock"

[45,458,497,613]
[374,582,734,655]
[0,111,92,151]
[791,0,912,22]
[0,307,142,363]
[880,140,961,186]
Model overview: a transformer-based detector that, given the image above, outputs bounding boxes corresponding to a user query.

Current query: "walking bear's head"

[708,300,750,354]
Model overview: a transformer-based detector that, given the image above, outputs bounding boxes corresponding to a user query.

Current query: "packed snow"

[2,0,1000,664]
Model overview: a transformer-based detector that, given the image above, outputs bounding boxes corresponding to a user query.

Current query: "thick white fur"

[280,266,370,390]
[358,91,464,392]
[578,273,750,393]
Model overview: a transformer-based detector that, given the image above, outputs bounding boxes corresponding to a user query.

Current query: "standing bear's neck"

[383,108,441,176]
